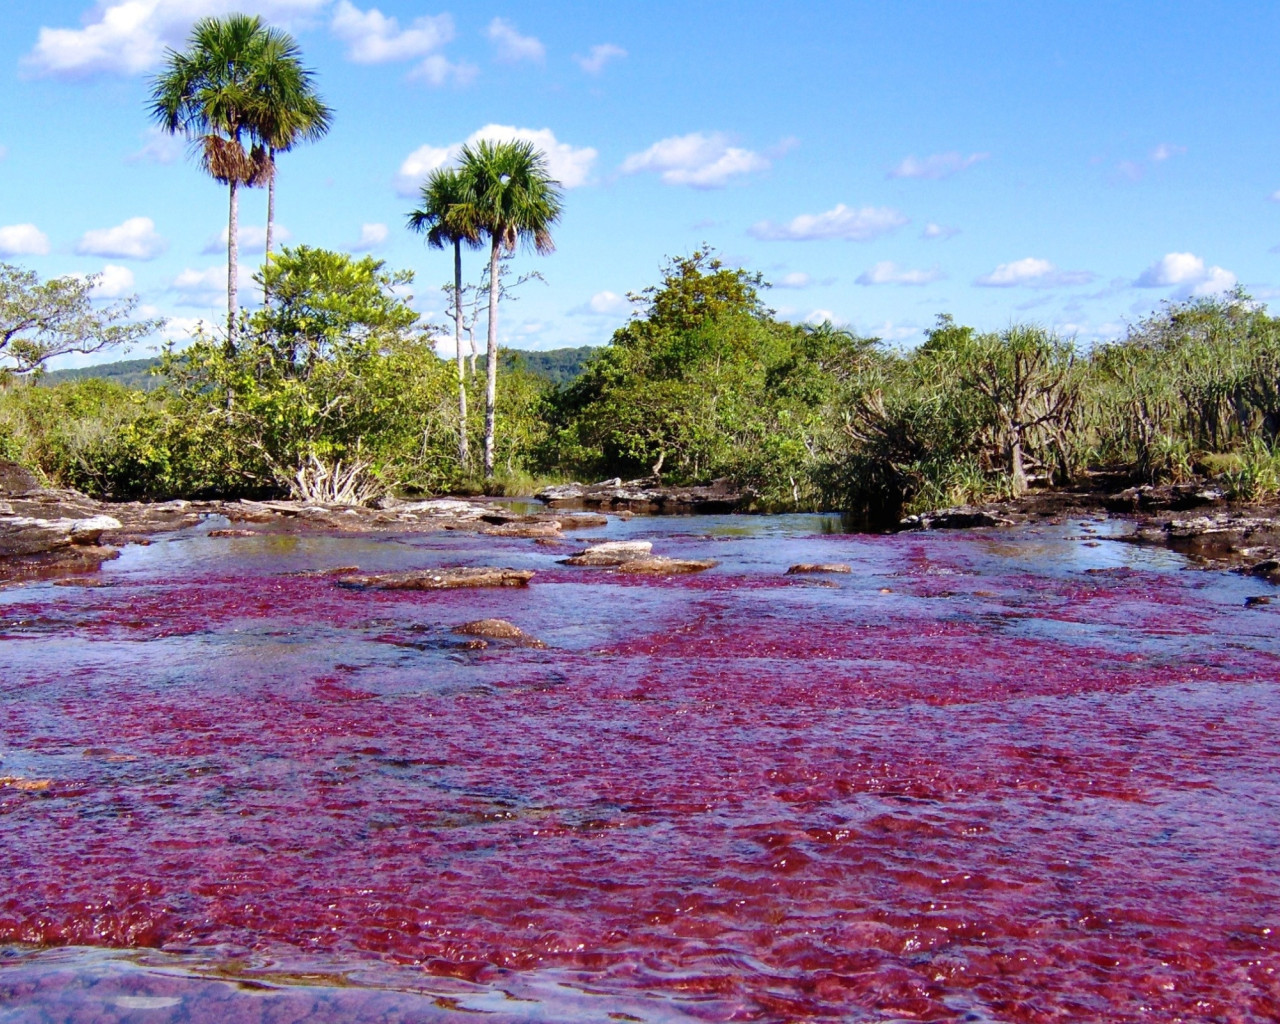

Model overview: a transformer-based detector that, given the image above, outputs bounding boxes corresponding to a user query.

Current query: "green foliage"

[0,263,163,378]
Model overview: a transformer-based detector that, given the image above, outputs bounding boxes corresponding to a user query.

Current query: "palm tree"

[251,35,332,283]
[148,14,277,349]
[407,167,481,468]
[458,139,563,477]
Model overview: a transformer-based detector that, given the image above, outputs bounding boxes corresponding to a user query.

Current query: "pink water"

[1,515,1278,1022]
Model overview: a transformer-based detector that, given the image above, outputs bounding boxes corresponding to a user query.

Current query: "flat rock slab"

[900,507,1015,530]
[0,514,123,557]
[786,563,852,575]
[337,567,535,590]
[482,521,562,538]
[613,557,718,575]
[538,477,744,514]
[453,618,547,647]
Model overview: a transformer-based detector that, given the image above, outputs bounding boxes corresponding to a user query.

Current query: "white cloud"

[575,43,626,74]
[974,257,1095,288]
[888,151,989,180]
[856,261,943,286]
[620,132,770,188]
[330,2,452,62]
[486,17,545,64]
[1151,143,1186,162]
[394,124,597,195]
[921,222,960,240]
[351,222,389,251]
[749,204,908,242]
[805,309,842,325]
[76,216,167,260]
[774,272,811,289]
[1134,252,1237,297]
[569,290,632,316]
[407,54,477,86]
[126,126,183,164]
[871,321,921,343]
[0,224,51,257]
[87,264,136,298]
[22,0,330,78]
[201,223,290,255]
[172,265,259,307]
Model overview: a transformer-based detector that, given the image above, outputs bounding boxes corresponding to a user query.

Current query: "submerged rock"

[482,521,562,538]
[613,556,718,575]
[337,567,535,590]
[453,619,547,647]
[786,563,852,575]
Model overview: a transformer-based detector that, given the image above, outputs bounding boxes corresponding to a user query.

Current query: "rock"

[1246,595,1272,607]
[1246,559,1280,582]
[537,477,745,514]
[614,556,718,575]
[0,461,40,496]
[207,528,257,538]
[482,521,562,538]
[900,507,1015,530]
[453,618,547,648]
[0,514,123,557]
[337,567,535,590]
[786,563,852,575]
[562,540,653,566]
[0,776,52,791]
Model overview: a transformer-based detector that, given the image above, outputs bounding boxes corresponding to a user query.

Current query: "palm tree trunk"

[227,178,239,353]
[264,148,276,305]
[453,238,468,468]
[483,238,501,479]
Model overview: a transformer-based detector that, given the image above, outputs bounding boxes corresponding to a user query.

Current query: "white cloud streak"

[888,151,989,180]
[575,43,626,74]
[921,222,960,241]
[974,257,1095,288]
[0,224,51,257]
[620,132,770,189]
[201,223,290,255]
[486,18,545,64]
[856,261,943,286]
[395,124,597,196]
[569,290,632,317]
[22,0,330,78]
[749,204,908,242]
[76,217,168,260]
[330,1,452,62]
[351,223,389,251]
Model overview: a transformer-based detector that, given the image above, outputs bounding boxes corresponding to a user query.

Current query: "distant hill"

[39,346,601,391]
[41,357,164,390]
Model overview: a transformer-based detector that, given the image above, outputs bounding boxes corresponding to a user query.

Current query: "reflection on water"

[1,516,1278,1022]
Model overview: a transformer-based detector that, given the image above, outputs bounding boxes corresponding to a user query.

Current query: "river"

[1,514,1277,1022]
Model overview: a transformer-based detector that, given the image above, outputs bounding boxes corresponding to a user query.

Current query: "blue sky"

[4,0,1280,366]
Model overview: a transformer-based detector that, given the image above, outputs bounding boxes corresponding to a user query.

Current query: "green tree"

[459,139,563,478]
[149,14,279,348]
[407,166,481,468]
[0,263,163,379]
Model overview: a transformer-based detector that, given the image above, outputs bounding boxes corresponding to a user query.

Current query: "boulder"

[0,461,40,496]
[537,477,745,514]
[562,540,653,566]
[0,514,123,558]
[900,507,1015,530]
[1246,559,1280,582]
[481,521,563,538]
[786,563,852,575]
[452,618,547,648]
[337,567,535,590]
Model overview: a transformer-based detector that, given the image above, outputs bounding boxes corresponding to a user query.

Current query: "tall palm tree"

[407,167,481,468]
[148,14,278,349]
[458,139,563,478]
[252,34,332,283]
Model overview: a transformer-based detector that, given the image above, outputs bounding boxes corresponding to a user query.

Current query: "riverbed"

[1,515,1278,1022]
